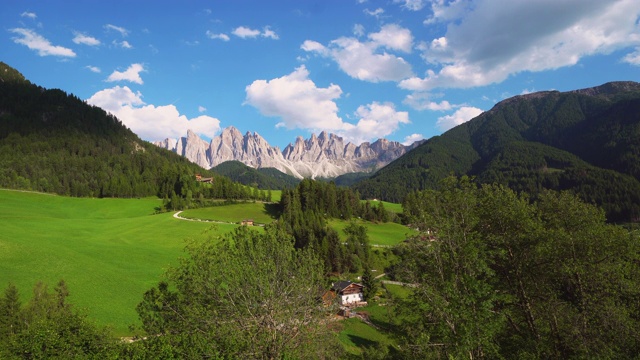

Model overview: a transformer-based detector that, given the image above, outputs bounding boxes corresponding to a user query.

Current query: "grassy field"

[0,190,238,336]
[179,202,281,224]
[366,200,403,214]
[328,219,416,246]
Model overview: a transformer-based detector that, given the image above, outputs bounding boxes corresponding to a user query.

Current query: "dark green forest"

[211,160,300,189]
[355,82,640,222]
[0,62,267,207]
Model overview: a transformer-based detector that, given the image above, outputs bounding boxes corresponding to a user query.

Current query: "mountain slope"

[0,62,219,198]
[155,127,422,179]
[211,161,300,189]
[354,81,640,222]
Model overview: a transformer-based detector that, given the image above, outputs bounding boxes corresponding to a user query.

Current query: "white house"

[331,280,366,307]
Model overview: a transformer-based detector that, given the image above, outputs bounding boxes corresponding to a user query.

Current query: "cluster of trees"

[279,179,391,273]
[394,177,640,359]
[0,280,118,358]
[132,224,343,359]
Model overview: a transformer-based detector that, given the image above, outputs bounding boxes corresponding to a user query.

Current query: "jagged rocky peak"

[155,126,419,179]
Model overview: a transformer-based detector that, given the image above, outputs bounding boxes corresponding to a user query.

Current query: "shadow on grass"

[347,334,378,349]
[263,203,282,219]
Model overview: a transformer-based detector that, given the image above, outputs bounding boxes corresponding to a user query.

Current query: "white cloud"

[232,26,279,39]
[104,24,129,37]
[364,8,385,18]
[245,66,409,144]
[622,47,640,65]
[403,0,640,91]
[106,63,145,84]
[232,26,261,38]
[245,65,345,131]
[353,24,365,37]
[21,11,37,19]
[303,24,414,82]
[403,92,453,111]
[262,26,279,40]
[9,28,76,57]
[112,40,133,49]
[403,133,425,145]
[368,24,413,53]
[86,65,101,73]
[73,32,100,46]
[206,31,230,41]
[198,106,207,113]
[394,0,426,11]
[86,86,221,141]
[436,106,483,131]
[343,102,410,144]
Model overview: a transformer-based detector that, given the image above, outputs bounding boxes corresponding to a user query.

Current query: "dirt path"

[172,211,236,225]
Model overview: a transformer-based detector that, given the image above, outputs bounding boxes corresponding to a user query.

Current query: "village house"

[331,280,366,307]
[240,219,254,226]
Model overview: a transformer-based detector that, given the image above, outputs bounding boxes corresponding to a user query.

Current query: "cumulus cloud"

[86,86,221,140]
[436,106,483,131]
[394,0,426,11]
[342,102,410,144]
[73,32,100,46]
[106,63,145,84]
[403,133,425,145]
[21,11,37,19]
[245,65,345,130]
[104,24,129,37]
[206,30,230,41]
[303,24,414,82]
[402,0,640,91]
[622,47,640,65]
[9,28,76,57]
[86,65,101,73]
[245,66,410,144]
[403,92,453,111]
[232,26,279,39]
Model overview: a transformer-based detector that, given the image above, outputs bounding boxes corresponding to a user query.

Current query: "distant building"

[331,280,366,307]
[240,219,254,226]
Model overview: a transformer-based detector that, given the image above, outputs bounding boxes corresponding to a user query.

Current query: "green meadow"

[328,219,416,246]
[0,189,410,343]
[180,202,281,225]
[0,190,237,336]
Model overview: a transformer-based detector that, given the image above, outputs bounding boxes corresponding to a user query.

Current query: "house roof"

[332,280,363,292]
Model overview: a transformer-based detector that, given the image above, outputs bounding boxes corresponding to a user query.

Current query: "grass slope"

[0,190,238,336]
[329,219,416,246]
[179,202,281,224]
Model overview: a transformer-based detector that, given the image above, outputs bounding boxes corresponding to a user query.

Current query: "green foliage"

[136,224,343,359]
[355,83,640,222]
[212,160,300,190]
[0,280,118,359]
[395,177,640,359]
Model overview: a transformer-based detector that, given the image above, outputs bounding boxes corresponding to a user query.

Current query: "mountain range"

[154,127,422,179]
[354,81,640,222]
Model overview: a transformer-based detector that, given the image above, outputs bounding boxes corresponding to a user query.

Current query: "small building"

[331,280,366,307]
[240,219,254,226]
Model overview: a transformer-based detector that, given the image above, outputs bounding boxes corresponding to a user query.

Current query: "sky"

[2,0,640,149]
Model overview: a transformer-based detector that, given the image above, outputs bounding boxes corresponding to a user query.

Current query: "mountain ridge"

[354,81,640,222]
[155,127,423,179]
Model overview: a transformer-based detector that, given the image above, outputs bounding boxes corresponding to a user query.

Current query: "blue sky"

[3,0,640,149]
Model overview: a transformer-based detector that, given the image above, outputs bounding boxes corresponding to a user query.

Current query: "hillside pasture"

[179,202,281,224]
[0,190,237,336]
[328,219,416,247]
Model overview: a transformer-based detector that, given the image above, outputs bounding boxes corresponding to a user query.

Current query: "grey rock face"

[154,127,421,179]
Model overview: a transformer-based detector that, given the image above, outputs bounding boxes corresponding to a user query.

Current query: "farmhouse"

[331,280,366,307]
[195,174,214,183]
[240,219,254,226]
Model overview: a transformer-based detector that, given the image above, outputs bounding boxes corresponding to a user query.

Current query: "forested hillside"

[212,160,300,189]
[355,82,640,222]
[0,62,261,205]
